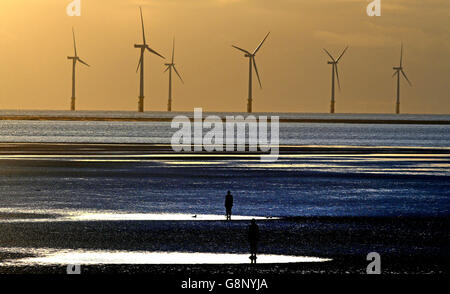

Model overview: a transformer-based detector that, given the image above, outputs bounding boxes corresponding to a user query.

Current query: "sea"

[0,111,449,218]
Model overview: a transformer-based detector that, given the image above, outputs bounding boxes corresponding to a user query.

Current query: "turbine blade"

[401,69,412,86]
[336,46,348,62]
[253,32,270,55]
[146,46,165,59]
[72,28,77,57]
[164,66,170,73]
[335,64,341,90]
[400,43,403,67]
[172,37,175,64]
[136,53,143,73]
[173,66,184,84]
[140,7,146,45]
[323,49,335,62]
[253,57,262,89]
[78,58,90,67]
[392,70,398,77]
[232,45,251,55]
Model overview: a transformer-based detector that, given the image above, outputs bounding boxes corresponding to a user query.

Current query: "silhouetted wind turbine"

[135,7,165,112]
[323,46,348,114]
[393,43,412,114]
[232,32,270,113]
[67,28,89,111]
[164,38,184,112]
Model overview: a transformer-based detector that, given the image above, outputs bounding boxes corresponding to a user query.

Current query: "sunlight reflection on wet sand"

[0,208,275,223]
[0,247,331,265]
[0,152,448,160]
[69,213,273,221]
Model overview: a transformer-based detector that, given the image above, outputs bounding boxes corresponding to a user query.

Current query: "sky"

[0,0,449,114]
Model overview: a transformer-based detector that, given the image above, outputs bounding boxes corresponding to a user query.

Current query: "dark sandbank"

[0,216,448,274]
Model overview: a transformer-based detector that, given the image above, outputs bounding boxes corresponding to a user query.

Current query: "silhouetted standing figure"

[225,191,233,221]
[248,219,259,264]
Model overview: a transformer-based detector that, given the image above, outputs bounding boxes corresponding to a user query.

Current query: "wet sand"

[1,115,449,125]
[0,215,448,274]
[0,143,449,156]
[0,143,448,274]
[0,212,61,220]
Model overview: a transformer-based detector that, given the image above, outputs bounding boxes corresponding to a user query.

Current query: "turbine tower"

[232,32,270,113]
[323,46,348,114]
[135,7,165,112]
[67,28,89,111]
[392,44,412,114]
[164,38,184,112]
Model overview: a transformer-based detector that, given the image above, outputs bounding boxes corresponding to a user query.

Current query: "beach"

[0,214,448,274]
[0,141,448,274]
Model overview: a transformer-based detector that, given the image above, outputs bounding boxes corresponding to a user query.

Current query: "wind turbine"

[323,46,348,114]
[164,38,184,112]
[67,28,89,111]
[135,7,165,112]
[232,32,270,113]
[392,43,412,114]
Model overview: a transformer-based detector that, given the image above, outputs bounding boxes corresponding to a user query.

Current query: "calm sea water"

[1,110,449,120]
[0,112,449,146]
[0,111,449,218]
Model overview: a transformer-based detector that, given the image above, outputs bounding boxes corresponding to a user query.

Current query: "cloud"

[216,0,243,3]
[314,18,450,50]
[0,27,16,44]
[314,29,397,47]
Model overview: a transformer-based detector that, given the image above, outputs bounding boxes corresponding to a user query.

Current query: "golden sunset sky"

[0,0,448,113]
